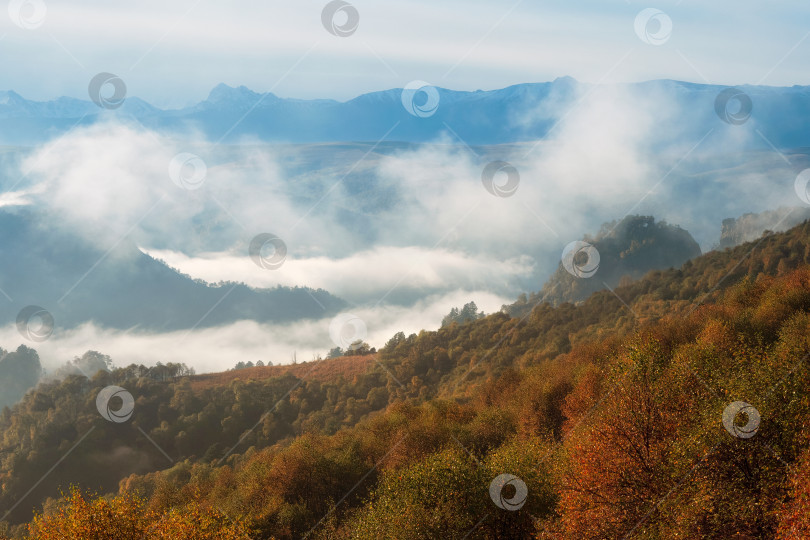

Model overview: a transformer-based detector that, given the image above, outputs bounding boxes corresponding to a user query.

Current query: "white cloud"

[0,189,33,207]
[22,122,174,245]
[0,289,511,373]
[143,245,534,304]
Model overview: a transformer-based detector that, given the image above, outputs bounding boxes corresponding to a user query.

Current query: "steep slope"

[1,219,809,536]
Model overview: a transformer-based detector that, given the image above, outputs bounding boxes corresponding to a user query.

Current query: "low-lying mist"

[0,289,510,374]
[0,81,805,373]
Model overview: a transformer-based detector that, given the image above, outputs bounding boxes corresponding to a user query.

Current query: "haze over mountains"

[0,210,344,332]
[1,76,809,373]
[1,78,810,146]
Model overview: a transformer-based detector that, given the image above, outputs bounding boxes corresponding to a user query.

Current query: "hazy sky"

[1,0,809,107]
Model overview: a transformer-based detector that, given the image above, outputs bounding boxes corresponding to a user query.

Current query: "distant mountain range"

[1,77,809,146]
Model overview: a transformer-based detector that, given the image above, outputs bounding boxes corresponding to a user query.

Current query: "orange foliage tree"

[27,487,251,539]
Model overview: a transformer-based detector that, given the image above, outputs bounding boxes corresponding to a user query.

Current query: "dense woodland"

[2,221,810,537]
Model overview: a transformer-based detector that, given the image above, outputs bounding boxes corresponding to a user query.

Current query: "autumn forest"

[0,219,807,538]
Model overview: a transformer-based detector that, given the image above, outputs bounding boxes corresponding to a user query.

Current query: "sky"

[1,0,809,108]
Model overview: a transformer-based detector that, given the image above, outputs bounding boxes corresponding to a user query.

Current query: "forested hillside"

[530,215,701,307]
[2,221,810,538]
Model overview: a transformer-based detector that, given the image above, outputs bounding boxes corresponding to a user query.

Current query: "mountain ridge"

[0,78,808,145]
[6,76,808,112]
